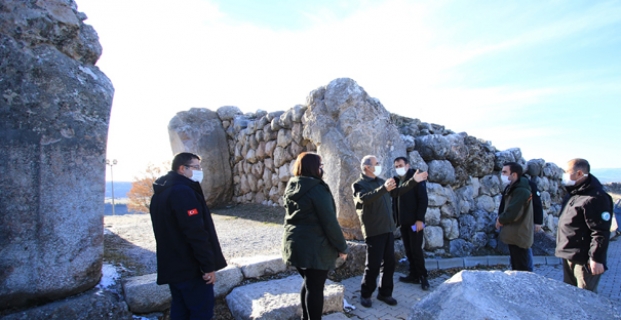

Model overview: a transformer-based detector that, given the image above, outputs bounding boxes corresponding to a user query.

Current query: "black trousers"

[508,244,532,271]
[401,225,428,278]
[296,268,329,320]
[361,232,395,298]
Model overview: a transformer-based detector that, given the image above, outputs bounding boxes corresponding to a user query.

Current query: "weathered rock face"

[409,270,621,320]
[303,78,408,239]
[168,78,567,245]
[226,275,345,320]
[0,0,113,310]
[169,108,233,206]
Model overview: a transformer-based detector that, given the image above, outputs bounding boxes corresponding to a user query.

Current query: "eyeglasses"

[184,164,201,170]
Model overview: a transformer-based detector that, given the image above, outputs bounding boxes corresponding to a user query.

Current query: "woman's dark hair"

[292,152,322,179]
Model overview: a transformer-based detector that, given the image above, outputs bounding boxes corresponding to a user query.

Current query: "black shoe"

[421,276,430,291]
[399,274,421,284]
[360,296,372,308]
[377,294,398,306]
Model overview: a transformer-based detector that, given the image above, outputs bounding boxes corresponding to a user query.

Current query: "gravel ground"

[103,203,285,277]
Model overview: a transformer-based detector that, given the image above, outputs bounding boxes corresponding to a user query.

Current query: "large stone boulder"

[463,136,495,177]
[122,273,170,313]
[409,270,621,320]
[0,0,114,310]
[414,133,467,165]
[226,275,345,320]
[0,286,132,320]
[303,78,407,240]
[169,108,233,206]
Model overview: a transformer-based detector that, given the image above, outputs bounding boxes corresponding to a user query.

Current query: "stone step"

[226,275,344,320]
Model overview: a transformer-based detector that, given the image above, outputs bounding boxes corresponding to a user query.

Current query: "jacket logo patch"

[602,212,611,221]
[187,208,199,216]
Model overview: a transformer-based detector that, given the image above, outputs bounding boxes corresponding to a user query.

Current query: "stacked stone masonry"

[169,78,566,256]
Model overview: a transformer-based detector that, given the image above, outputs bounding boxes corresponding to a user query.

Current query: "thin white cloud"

[75,0,620,180]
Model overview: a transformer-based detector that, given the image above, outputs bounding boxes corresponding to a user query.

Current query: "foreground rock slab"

[409,270,621,320]
[122,274,170,313]
[1,286,132,320]
[226,275,344,320]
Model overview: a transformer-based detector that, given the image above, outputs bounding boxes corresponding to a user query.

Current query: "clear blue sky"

[76,0,621,182]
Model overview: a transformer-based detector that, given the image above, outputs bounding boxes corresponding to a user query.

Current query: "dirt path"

[103,204,285,276]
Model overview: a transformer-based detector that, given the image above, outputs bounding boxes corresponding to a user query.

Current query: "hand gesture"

[590,259,605,275]
[384,178,396,191]
[413,169,428,183]
[339,252,348,261]
[203,271,216,284]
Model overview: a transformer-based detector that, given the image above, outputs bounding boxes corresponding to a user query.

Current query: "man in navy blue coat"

[150,152,227,319]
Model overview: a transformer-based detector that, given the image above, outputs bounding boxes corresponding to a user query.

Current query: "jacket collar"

[566,174,602,195]
[361,173,380,182]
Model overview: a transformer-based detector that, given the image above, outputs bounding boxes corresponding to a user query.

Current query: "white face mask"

[562,172,587,186]
[373,165,382,176]
[190,170,203,183]
[395,167,407,176]
[500,174,510,185]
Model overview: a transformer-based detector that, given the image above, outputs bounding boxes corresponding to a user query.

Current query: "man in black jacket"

[556,158,613,292]
[150,152,227,319]
[392,157,430,290]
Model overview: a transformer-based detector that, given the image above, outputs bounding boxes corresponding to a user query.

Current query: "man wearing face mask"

[556,158,613,292]
[150,152,227,320]
[495,162,534,271]
[391,157,430,290]
[498,173,544,271]
[352,155,428,308]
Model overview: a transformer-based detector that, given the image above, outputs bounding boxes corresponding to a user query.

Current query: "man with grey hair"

[352,155,428,308]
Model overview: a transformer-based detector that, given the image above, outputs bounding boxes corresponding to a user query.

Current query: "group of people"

[282,153,430,316]
[148,151,614,320]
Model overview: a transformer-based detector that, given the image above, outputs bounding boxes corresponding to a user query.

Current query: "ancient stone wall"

[170,78,566,255]
[0,0,114,310]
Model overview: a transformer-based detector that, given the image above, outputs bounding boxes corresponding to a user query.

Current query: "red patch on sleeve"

[187,208,199,216]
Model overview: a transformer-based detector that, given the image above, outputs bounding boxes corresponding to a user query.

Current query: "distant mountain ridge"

[105,181,132,199]
[103,168,620,199]
[590,168,621,184]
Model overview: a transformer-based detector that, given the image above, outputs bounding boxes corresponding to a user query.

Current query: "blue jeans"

[168,277,214,320]
[526,247,534,271]
[508,245,532,271]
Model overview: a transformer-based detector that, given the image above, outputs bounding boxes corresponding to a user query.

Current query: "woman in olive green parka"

[282,152,348,320]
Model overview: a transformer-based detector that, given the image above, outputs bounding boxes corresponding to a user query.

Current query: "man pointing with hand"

[352,155,428,308]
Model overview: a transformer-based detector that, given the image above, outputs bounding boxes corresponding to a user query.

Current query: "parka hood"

[284,176,323,201]
[153,171,198,195]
